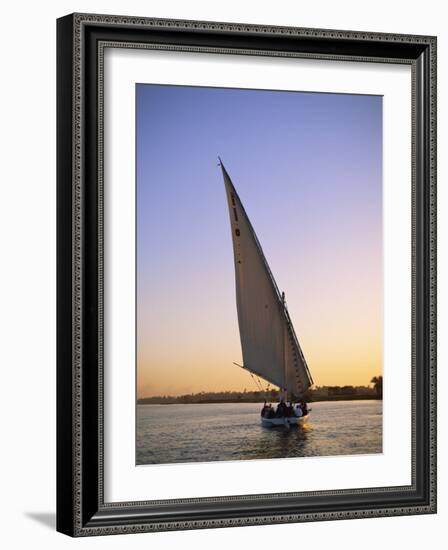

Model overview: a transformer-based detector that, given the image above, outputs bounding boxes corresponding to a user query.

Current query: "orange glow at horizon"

[137,235,383,398]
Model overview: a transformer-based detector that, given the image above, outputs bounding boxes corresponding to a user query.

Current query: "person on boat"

[261,402,272,417]
[301,401,308,416]
[276,400,287,417]
[294,403,303,417]
[286,402,294,417]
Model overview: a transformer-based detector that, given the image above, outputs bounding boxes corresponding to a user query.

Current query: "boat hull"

[261,414,309,427]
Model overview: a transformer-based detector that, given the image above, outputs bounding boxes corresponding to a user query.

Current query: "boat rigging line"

[232,361,265,393]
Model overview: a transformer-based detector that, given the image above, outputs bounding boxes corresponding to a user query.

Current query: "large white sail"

[221,161,313,398]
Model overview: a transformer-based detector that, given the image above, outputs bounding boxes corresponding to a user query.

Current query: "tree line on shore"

[138,376,383,405]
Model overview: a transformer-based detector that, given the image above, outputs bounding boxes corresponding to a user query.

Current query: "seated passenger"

[261,402,271,417]
[294,404,303,417]
[276,400,287,417]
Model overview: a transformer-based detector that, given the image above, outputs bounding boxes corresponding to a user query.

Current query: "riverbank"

[137,395,382,405]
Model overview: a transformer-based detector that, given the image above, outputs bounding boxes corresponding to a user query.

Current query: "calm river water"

[136,400,382,465]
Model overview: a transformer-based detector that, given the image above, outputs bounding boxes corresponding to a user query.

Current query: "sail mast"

[281,291,287,401]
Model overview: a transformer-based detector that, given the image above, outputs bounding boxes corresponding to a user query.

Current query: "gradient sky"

[136,84,382,398]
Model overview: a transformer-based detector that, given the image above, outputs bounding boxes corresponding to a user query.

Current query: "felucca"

[220,159,313,427]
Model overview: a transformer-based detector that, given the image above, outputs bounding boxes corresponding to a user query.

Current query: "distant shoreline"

[137,395,382,405]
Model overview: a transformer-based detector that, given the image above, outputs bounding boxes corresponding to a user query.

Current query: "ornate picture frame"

[57,13,437,536]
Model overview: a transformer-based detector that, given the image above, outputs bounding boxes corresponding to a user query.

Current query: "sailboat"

[220,159,313,427]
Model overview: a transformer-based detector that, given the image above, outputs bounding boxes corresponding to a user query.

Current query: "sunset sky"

[136,84,382,398]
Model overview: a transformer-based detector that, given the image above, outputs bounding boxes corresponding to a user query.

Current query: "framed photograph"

[57,13,437,536]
